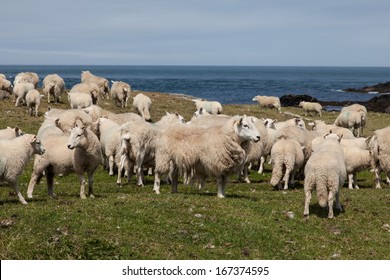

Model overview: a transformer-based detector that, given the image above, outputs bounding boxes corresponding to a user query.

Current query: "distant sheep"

[0,134,45,204]
[13,82,34,106]
[252,95,281,113]
[68,91,93,109]
[42,74,65,104]
[14,72,39,88]
[133,93,152,121]
[70,83,100,104]
[308,120,355,139]
[81,71,110,99]
[299,101,322,117]
[83,105,143,125]
[304,133,346,219]
[193,99,223,115]
[111,81,131,108]
[25,89,41,117]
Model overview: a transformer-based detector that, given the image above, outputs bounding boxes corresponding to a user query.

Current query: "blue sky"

[1,0,389,66]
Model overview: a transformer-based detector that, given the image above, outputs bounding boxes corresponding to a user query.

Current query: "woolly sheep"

[133,93,152,121]
[299,101,322,117]
[70,83,100,104]
[0,134,45,204]
[42,74,65,104]
[341,104,367,134]
[252,95,281,113]
[258,118,278,174]
[274,117,306,130]
[81,70,110,99]
[0,127,23,139]
[68,91,93,109]
[308,120,355,139]
[304,133,346,219]
[26,89,41,117]
[193,107,211,117]
[270,137,305,190]
[111,81,131,108]
[334,110,365,137]
[0,76,12,92]
[13,82,34,106]
[193,99,223,115]
[153,115,261,197]
[83,105,144,125]
[0,89,11,100]
[45,108,94,134]
[14,72,39,88]
[189,114,231,127]
[342,145,373,189]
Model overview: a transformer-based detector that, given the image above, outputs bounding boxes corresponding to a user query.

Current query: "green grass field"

[0,91,389,260]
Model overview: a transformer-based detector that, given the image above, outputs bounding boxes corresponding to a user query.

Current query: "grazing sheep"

[304,133,346,219]
[0,89,11,100]
[42,74,65,104]
[68,91,93,109]
[153,115,261,197]
[25,89,41,117]
[0,76,12,92]
[270,137,305,190]
[308,120,355,139]
[341,104,367,134]
[342,146,373,189]
[67,120,102,199]
[193,99,223,115]
[252,95,281,113]
[111,81,131,108]
[45,108,94,134]
[0,134,45,204]
[133,93,152,121]
[334,110,365,137]
[83,105,144,125]
[14,72,39,88]
[70,83,100,104]
[367,126,390,189]
[13,82,34,106]
[299,101,322,117]
[193,107,211,117]
[81,70,110,99]
[0,127,23,139]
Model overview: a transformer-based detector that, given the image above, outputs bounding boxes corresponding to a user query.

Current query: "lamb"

[42,74,65,104]
[299,101,322,117]
[133,93,152,121]
[0,127,23,139]
[0,134,45,204]
[252,95,282,113]
[334,110,365,137]
[193,99,223,115]
[27,120,101,199]
[303,133,346,219]
[25,89,41,117]
[270,137,305,190]
[14,72,39,88]
[153,115,261,197]
[308,120,355,139]
[81,70,110,99]
[68,91,93,109]
[70,83,100,104]
[111,81,131,108]
[366,126,390,189]
[13,82,34,106]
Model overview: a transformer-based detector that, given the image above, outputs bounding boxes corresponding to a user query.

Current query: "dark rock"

[280,94,319,107]
[344,81,390,94]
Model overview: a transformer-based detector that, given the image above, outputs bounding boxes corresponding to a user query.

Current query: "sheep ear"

[15,127,20,132]
[175,112,179,117]
[338,134,343,142]
[55,118,61,129]
[329,129,332,134]
[75,119,84,129]
[29,135,37,143]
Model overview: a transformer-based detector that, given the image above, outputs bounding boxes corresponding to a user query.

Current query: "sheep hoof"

[89,194,95,198]
[80,194,87,199]
[244,178,251,184]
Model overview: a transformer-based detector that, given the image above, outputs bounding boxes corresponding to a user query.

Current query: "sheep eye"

[243,124,249,128]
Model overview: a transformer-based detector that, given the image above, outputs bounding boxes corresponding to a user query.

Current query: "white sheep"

[304,133,346,219]
[270,137,305,190]
[334,110,365,137]
[299,101,322,117]
[153,115,261,197]
[70,83,100,104]
[14,72,39,88]
[42,74,65,104]
[111,81,131,108]
[341,104,367,134]
[342,145,373,189]
[193,107,211,117]
[81,70,110,99]
[252,95,282,113]
[0,76,12,92]
[193,99,223,115]
[68,91,93,109]
[308,120,355,139]
[133,93,152,121]
[25,89,41,117]
[367,126,390,189]
[0,134,45,204]
[0,127,23,139]
[44,108,94,134]
[83,105,144,125]
[13,82,34,106]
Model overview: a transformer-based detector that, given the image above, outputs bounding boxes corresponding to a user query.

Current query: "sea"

[1,65,390,104]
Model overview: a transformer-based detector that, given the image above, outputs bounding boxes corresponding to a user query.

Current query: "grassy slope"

[0,91,389,260]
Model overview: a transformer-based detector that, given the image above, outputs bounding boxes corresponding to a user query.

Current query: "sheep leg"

[136,149,146,187]
[78,174,87,199]
[217,175,228,198]
[374,166,382,189]
[327,190,335,219]
[46,168,56,198]
[303,190,312,218]
[283,169,291,190]
[348,173,354,189]
[108,155,115,176]
[171,168,179,193]
[27,170,43,199]
[258,156,265,174]
[88,172,95,198]
[353,173,359,189]
[153,172,161,194]
[10,181,27,205]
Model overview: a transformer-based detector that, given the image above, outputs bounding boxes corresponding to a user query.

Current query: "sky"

[1,0,390,66]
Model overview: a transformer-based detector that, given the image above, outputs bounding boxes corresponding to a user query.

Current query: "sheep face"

[67,123,86,150]
[30,136,45,155]
[236,115,261,143]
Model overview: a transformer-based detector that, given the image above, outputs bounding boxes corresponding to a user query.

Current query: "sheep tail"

[143,107,151,121]
[316,176,329,208]
[270,159,284,187]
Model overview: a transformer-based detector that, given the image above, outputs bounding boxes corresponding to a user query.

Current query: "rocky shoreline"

[280,94,390,113]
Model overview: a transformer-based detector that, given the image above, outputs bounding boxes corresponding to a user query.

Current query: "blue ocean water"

[1,65,390,104]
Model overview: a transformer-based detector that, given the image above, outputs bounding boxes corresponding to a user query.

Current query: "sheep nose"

[255,135,261,142]
[67,144,72,149]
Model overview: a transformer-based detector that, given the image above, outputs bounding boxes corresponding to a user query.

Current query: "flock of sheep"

[0,71,388,219]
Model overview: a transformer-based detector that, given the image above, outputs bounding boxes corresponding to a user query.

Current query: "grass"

[0,90,390,260]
